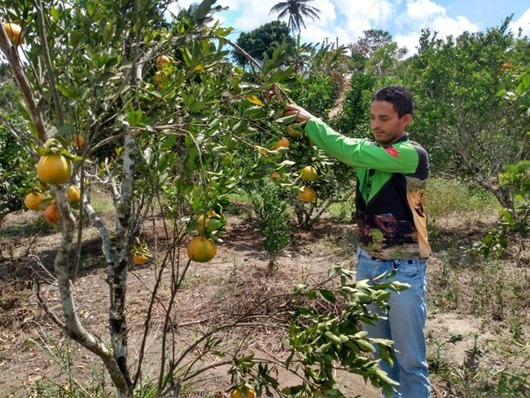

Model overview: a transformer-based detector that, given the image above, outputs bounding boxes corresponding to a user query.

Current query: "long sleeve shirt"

[305,118,431,259]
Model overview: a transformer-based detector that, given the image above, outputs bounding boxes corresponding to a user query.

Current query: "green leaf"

[275,114,298,125]
[318,289,336,304]
[194,0,215,21]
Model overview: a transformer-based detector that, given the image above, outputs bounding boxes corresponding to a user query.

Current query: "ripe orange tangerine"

[133,253,149,265]
[231,387,256,398]
[154,70,167,88]
[3,22,23,45]
[24,192,45,210]
[44,203,60,224]
[66,185,81,204]
[286,125,303,138]
[298,186,316,203]
[187,236,217,263]
[73,134,85,148]
[156,54,170,68]
[272,136,290,150]
[36,154,73,185]
[271,171,281,180]
[300,166,318,182]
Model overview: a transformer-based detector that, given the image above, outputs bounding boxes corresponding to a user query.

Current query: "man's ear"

[401,113,413,127]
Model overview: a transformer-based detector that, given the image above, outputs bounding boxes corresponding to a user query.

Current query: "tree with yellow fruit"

[0,1,396,396]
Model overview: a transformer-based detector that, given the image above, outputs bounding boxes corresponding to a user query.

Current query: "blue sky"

[170,0,530,55]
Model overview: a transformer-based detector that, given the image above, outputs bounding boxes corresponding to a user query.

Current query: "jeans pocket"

[395,260,421,277]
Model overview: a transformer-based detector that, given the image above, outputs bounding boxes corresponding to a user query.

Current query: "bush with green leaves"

[251,179,291,273]
[288,73,338,121]
[0,73,33,220]
[228,266,410,397]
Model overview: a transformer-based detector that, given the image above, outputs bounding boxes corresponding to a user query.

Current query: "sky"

[169,0,530,56]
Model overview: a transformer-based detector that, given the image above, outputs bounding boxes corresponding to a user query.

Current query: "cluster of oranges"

[24,149,79,224]
[500,63,514,73]
[154,54,171,88]
[270,126,318,204]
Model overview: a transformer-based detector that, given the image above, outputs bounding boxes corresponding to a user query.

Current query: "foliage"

[472,160,530,258]
[350,30,408,76]
[288,73,338,120]
[400,20,530,212]
[283,267,408,397]
[232,21,295,67]
[329,72,376,135]
[227,266,409,397]
[251,179,291,273]
[0,79,33,220]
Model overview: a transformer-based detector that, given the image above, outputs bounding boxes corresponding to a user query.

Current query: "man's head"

[370,86,414,146]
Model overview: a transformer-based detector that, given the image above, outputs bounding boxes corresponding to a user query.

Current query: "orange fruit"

[231,387,256,398]
[298,186,316,203]
[133,254,149,265]
[73,134,85,148]
[271,171,281,180]
[286,125,302,138]
[156,54,170,68]
[187,236,217,263]
[44,203,60,224]
[300,166,318,182]
[24,192,45,210]
[500,63,513,73]
[196,211,222,234]
[66,185,81,204]
[3,22,23,45]
[36,154,73,185]
[154,70,167,88]
[272,136,290,150]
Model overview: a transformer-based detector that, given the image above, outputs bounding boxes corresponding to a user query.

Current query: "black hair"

[372,86,414,118]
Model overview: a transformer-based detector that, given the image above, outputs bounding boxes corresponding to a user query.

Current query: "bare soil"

[0,209,528,397]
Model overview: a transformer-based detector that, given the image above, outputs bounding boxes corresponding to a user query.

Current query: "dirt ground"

[0,209,527,397]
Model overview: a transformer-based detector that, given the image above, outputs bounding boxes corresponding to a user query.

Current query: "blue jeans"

[355,248,430,398]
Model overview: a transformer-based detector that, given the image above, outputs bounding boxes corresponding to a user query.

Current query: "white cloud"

[510,7,530,37]
[405,0,445,22]
[233,1,273,31]
[431,15,479,38]
[394,32,422,56]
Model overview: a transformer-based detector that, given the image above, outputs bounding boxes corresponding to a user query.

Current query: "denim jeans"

[355,247,430,398]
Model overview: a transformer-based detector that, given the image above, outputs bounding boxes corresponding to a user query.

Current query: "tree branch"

[0,21,47,142]
[35,0,64,127]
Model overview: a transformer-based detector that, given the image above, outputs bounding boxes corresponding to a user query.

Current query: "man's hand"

[284,104,316,123]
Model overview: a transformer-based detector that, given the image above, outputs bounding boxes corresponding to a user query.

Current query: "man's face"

[370,100,411,146]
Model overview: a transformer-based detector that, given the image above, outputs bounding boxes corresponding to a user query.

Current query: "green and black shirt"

[305,118,431,260]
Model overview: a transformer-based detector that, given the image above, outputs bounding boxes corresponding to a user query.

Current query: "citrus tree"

[474,62,530,257]
[0,0,401,396]
[401,19,530,211]
[0,64,33,222]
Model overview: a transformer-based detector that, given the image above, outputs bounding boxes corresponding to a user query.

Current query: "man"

[284,86,431,397]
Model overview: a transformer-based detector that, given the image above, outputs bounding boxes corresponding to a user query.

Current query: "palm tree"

[269,0,320,35]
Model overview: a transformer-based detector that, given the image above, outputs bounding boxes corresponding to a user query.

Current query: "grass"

[425,177,500,220]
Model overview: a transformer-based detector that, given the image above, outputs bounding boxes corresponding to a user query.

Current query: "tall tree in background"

[269,0,320,34]
[232,21,295,67]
